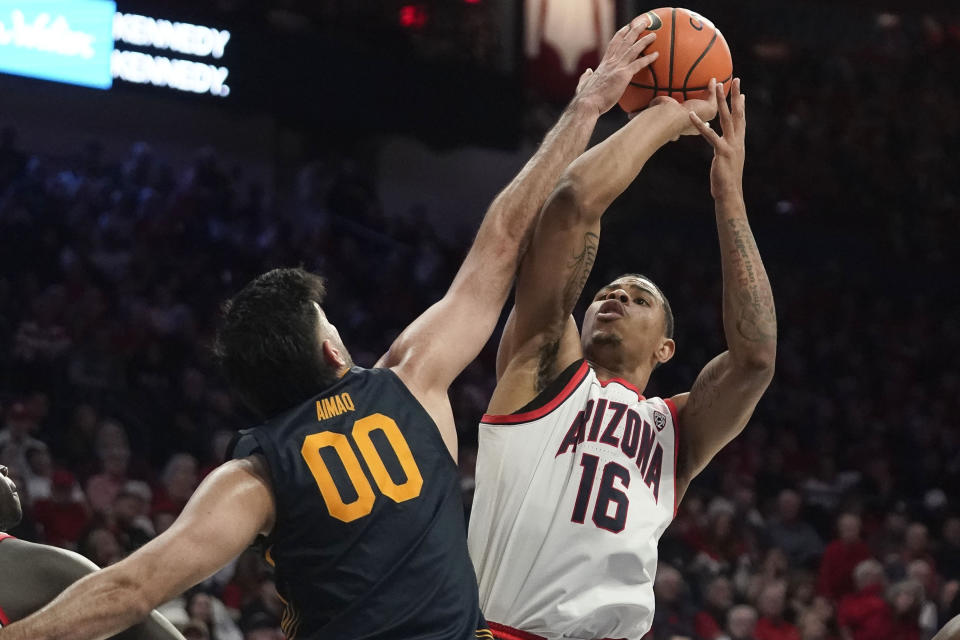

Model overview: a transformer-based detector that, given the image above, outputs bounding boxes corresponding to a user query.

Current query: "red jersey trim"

[0,604,9,625]
[598,376,645,400]
[664,397,680,518]
[0,533,13,542]
[488,622,546,640]
[481,361,590,425]
[487,621,625,640]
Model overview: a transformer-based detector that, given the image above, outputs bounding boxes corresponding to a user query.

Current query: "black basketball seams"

[682,29,718,101]
[667,8,676,98]
[630,73,732,93]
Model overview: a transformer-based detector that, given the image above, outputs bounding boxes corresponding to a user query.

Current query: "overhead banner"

[0,0,116,89]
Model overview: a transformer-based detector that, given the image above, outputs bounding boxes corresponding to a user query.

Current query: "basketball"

[619,7,733,113]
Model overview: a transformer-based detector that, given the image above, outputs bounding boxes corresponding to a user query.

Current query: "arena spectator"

[818,513,873,602]
[86,436,132,516]
[837,559,891,640]
[886,580,923,640]
[184,591,242,640]
[649,565,697,640]
[696,576,735,640]
[0,402,45,475]
[901,523,937,575]
[766,490,824,570]
[726,605,760,640]
[795,610,829,640]
[31,469,90,549]
[152,453,199,517]
[755,581,800,640]
[23,441,54,503]
[110,480,155,553]
[79,526,123,567]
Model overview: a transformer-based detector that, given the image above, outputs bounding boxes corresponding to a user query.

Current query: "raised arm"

[378,19,659,411]
[934,614,960,640]
[672,79,776,493]
[489,88,719,412]
[0,458,274,640]
[0,540,184,640]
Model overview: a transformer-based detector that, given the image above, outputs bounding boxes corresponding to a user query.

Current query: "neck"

[587,359,652,393]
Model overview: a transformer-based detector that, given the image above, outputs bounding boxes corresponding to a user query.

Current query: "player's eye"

[634,298,649,306]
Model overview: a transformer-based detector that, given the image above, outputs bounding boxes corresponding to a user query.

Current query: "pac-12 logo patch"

[653,410,667,431]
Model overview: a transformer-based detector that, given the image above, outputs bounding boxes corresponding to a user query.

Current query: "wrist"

[713,183,744,202]
[568,94,604,120]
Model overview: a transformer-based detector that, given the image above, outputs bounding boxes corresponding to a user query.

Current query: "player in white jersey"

[468,79,776,640]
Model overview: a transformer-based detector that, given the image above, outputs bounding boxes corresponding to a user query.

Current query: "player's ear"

[654,338,675,364]
[322,339,347,369]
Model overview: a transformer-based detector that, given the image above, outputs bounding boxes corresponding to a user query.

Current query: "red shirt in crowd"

[32,498,90,548]
[817,539,873,601]
[694,610,724,640]
[837,584,892,640]
[755,617,800,640]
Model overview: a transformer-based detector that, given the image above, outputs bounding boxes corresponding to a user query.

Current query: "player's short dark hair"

[214,267,341,419]
[610,273,674,339]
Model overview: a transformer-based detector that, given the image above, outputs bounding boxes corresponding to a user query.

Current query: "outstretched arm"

[0,540,184,640]
[377,17,660,436]
[489,88,720,412]
[672,79,776,494]
[934,615,960,640]
[0,458,274,640]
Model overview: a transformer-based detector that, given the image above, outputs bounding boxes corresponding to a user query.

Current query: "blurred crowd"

[1,9,959,640]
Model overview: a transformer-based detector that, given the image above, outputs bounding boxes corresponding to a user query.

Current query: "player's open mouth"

[597,299,625,321]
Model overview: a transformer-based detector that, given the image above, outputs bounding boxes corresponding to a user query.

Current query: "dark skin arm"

[671,80,776,498]
[934,615,960,640]
[0,457,274,640]
[0,539,184,640]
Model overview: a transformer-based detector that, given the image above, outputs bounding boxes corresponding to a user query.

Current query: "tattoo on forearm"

[562,231,599,312]
[726,218,776,343]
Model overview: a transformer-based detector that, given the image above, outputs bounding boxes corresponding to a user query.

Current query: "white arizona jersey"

[468,360,679,640]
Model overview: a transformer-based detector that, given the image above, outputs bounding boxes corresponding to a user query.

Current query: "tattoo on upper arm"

[726,219,776,343]
[536,338,561,393]
[562,231,599,313]
[687,359,724,414]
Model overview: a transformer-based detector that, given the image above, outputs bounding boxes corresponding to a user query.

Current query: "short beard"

[591,331,622,346]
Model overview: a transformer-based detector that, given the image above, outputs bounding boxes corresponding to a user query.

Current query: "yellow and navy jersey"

[229,366,487,640]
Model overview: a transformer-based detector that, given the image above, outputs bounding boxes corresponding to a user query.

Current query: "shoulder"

[0,536,99,577]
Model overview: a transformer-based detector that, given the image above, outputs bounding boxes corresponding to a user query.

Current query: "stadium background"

[1,0,959,638]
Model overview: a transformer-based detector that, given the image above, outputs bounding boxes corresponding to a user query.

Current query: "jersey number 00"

[301,413,424,522]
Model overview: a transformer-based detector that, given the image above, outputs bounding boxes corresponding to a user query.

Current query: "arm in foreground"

[378,17,660,401]
[673,80,776,491]
[0,540,184,640]
[934,615,960,640]
[0,457,274,640]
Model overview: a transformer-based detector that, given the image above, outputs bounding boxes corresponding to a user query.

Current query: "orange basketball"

[619,7,733,113]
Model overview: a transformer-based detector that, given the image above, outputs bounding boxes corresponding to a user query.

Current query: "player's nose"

[605,289,629,304]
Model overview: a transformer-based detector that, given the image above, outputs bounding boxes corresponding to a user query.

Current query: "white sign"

[111,50,229,96]
[113,12,230,59]
[0,8,96,58]
[111,12,232,98]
